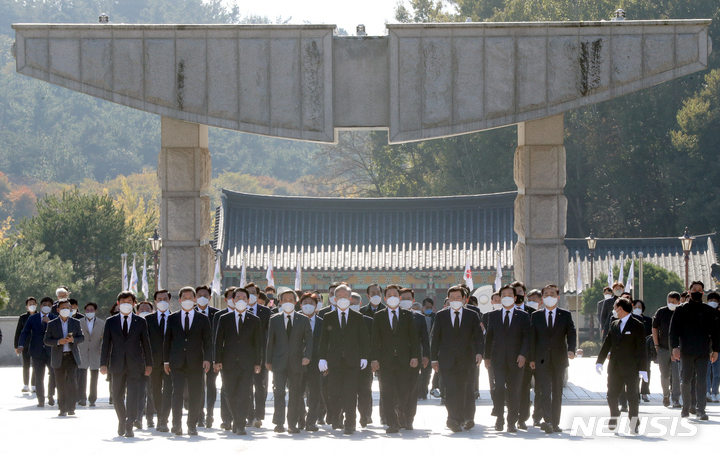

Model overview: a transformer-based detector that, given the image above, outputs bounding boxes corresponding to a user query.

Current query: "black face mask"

[515,295,524,305]
[690,291,703,302]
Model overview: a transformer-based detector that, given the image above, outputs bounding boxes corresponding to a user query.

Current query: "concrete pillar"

[513,114,568,294]
[157,117,214,294]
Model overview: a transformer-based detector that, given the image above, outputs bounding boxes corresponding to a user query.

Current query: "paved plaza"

[1,358,717,452]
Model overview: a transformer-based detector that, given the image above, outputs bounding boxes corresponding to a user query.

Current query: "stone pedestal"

[158,117,214,294]
[513,114,568,294]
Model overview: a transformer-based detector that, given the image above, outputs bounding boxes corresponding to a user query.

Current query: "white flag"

[577,257,583,295]
[294,256,302,291]
[211,253,222,296]
[625,260,634,292]
[240,257,247,288]
[122,254,128,291]
[607,257,614,287]
[463,257,474,291]
[494,251,502,292]
[266,255,275,288]
[618,255,625,285]
[130,255,138,295]
[141,253,149,300]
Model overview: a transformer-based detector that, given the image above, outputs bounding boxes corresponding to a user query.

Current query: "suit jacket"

[600,296,618,336]
[44,317,85,369]
[247,304,271,360]
[529,308,576,369]
[214,311,262,372]
[598,315,648,376]
[318,309,370,368]
[100,313,153,376]
[146,311,170,369]
[306,316,323,373]
[19,312,57,359]
[163,310,213,370]
[78,316,105,369]
[360,303,386,318]
[14,312,33,349]
[196,306,220,324]
[266,312,313,373]
[413,312,431,359]
[318,306,336,319]
[669,300,720,356]
[371,308,420,368]
[517,304,536,316]
[484,307,531,368]
[430,307,484,370]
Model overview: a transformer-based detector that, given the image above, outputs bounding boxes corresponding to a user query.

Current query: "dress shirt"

[388,308,399,329]
[502,307,513,326]
[197,306,210,317]
[451,307,464,326]
[236,310,245,331]
[619,313,631,332]
[156,310,170,333]
[309,315,316,332]
[86,317,95,335]
[121,313,133,331]
[182,309,195,329]
[338,309,349,325]
[284,312,295,329]
[545,308,556,327]
[60,318,70,352]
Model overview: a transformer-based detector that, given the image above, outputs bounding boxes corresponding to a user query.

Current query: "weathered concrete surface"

[0,317,22,366]
[158,117,214,293]
[12,20,712,144]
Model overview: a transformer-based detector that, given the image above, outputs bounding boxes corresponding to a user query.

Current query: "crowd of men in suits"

[11,278,720,437]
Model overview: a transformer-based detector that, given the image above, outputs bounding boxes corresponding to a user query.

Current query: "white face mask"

[492,303,502,310]
[181,300,195,311]
[71,309,77,316]
[667,303,677,311]
[196,296,209,308]
[370,295,382,306]
[119,303,134,315]
[59,308,71,318]
[449,300,463,311]
[27,305,37,313]
[612,309,618,318]
[329,296,336,306]
[501,296,515,308]
[400,300,413,310]
[248,294,257,304]
[604,294,613,300]
[386,296,400,309]
[350,304,361,312]
[86,312,95,320]
[336,298,350,310]
[526,301,539,310]
[613,289,622,296]
[226,299,236,309]
[543,296,558,308]
[41,306,52,314]
[709,301,719,309]
[235,300,247,312]
[632,308,642,315]
[156,300,170,312]
[281,302,295,314]
[302,304,316,316]
[139,312,150,318]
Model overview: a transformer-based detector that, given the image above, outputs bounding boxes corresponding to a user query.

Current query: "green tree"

[0,281,8,311]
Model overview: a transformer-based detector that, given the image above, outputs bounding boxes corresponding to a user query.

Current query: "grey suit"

[78,316,104,404]
[266,312,313,427]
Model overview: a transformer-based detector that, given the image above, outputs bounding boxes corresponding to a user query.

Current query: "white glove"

[639,371,648,383]
[595,363,603,375]
[360,359,368,370]
[318,359,328,372]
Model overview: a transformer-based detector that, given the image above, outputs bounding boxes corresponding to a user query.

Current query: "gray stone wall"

[0,316,22,366]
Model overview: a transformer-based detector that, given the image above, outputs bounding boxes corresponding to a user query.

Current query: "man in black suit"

[164,286,213,436]
[298,293,323,431]
[147,289,173,433]
[318,282,342,319]
[18,296,57,407]
[669,281,720,420]
[600,282,625,338]
[511,281,538,428]
[431,285,484,433]
[529,284,576,433]
[14,297,37,393]
[100,291,153,437]
[419,298,436,400]
[361,284,386,317]
[318,284,370,434]
[371,285,420,433]
[484,284,531,432]
[653,291,682,408]
[399,288,430,429]
[266,289,313,433]
[44,299,85,417]
[214,286,237,430]
[214,287,262,436]
[596,297,648,431]
[351,291,375,427]
[194,285,220,428]
[244,282,271,428]
[596,286,615,338]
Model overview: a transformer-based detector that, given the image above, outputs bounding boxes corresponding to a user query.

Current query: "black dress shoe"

[448,421,462,433]
[517,421,527,430]
[108,397,113,405]
[690,406,697,415]
[359,416,367,428]
[68,410,75,416]
[197,417,205,427]
[507,423,517,433]
[533,419,541,427]
[699,412,709,421]
[274,425,285,433]
[540,422,553,434]
[672,401,682,408]
[133,420,142,429]
[343,427,355,435]
[386,426,399,434]
[288,426,300,434]
[620,405,628,412]
[118,422,125,436]
[552,425,562,433]
[494,418,504,432]
[380,418,387,425]
[367,417,373,425]
[48,397,55,406]
[463,421,474,431]
[220,423,230,430]
[125,428,135,438]
[157,424,169,432]
[89,402,96,407]
[608,418,617,430]
[172,426,183,436]
[235,428,247,435]
[58,411,67,417]
[405,423,414,430]
[148,419,155,428]
[663,396,671,407]
[78,400,87,406]
[205,417,213,428]
[332,423,343,430]
[188,427,198,436]
[306,424,319,432]
[37,403,44,408]
[317,418,325,425]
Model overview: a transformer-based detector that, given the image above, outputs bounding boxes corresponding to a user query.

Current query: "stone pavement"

[1,358,717,453]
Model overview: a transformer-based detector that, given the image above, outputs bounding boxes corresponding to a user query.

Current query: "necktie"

[548,311,553,329]
[237,314,242,334]
[160,313,166,334]
[504,310,510,329]
[248,307,254,315]
[286,315,293,338]
[392,310,398,331]
[341,311,347,329]
[123,316,128,337]
[184,312,190,334]
[453,311,460,330]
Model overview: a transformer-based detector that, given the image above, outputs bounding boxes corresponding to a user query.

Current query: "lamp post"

[148,228,162,293]
[585,230,597,339]
[679,227,695,290]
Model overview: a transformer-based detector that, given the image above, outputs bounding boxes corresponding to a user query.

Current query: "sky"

[223,0,420,36]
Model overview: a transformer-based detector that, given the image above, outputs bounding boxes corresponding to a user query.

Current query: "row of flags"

[121,253,149,299]
[607,256,635,293]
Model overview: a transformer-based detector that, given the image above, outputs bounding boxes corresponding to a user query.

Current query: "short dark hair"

[689,280,704,290]
[299,292,318,304]
[422,297,434,306]
[69,298,78,306]
[40,296,54,305]
[224,287,236,298]
[399,287,414,298]
[244,282,259,294]
[136,301,154,311]
[178,286,196,299]
[668,291,681,301]
[447,285,465,298]
[612,281,624,288]
[680,291,690,299]
[233,288,250,299]
[542,284,559,295]
[257,291,267,302]
[195,285,211,294]
[384,284,403,297]
[633,299,645,312]
[707,292,720,301]
[25,297,37,305]
[366,284,383,295]
[57,299,71,308]
[527,289,542,299]
[117,291,137,303]
[603,286,613,294]
[265,286,276,293]
[154,289,171,300]
[279,289,297,301]
[491,292,500,299]
[511,281,527,293]
[615,297,633,313]
[499,284,517,297]
[468,296,478,305]
[84,302,98,311]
